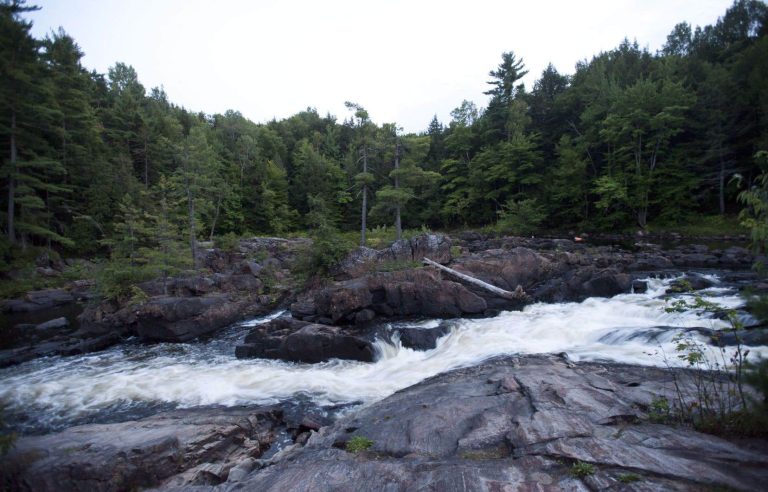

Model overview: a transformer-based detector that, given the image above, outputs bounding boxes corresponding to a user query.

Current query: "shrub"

[214,232,240,253]
[648,396,672,424]
[95,259,155,304]
[292,227,354,281]
[345,436,374,453]
[496,198,546,236]
[661,295,767,436]
[617,473,641,483]
[570,461,595,478]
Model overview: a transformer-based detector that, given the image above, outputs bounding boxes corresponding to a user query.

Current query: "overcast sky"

[28,0,733,133]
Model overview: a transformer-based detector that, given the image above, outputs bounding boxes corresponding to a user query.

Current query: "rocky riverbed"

[1,232,767,491]
[3,355,767,491]
[1,233,761,368]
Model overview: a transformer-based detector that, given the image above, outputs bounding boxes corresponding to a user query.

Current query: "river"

[1,274,766,435]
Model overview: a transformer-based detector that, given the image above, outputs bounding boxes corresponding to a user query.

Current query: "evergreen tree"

[345,101,374,246]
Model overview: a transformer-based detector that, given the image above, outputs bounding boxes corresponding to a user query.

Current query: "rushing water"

[1,275,766,434]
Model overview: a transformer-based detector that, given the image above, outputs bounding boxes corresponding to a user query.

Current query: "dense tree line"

[1,0,767,275]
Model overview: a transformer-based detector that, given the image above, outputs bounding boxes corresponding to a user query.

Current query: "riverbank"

[1,232,767,490]
[3,354,767,491]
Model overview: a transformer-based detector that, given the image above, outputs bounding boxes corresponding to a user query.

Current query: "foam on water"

[1,275,766,432]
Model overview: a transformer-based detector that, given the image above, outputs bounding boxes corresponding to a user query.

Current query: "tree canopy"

[1,0,767,262]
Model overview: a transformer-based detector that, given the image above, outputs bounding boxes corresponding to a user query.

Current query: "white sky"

[29,0,733,133]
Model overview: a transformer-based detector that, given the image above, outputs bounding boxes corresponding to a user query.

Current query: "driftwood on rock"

[423,257,527,301]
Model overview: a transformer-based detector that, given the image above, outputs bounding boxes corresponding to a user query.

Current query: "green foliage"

[648,215,746,236]
[0,1,765,266]
[95,258,154,304]
[661,294,767,436]
[738,151,768,252]
[648,396,672,424]
[496,198,546,235]
[345,436,374,453]
[617,473,641,483]
[303,227,351,278]
[214,232,240,252]
[0,405,16,455]
[570,461,595,478]
[291,195,355,280]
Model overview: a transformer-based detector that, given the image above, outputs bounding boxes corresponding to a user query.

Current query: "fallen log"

[422,257,527,301]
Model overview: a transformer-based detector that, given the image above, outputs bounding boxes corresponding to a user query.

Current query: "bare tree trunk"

[718,142,726,215]
[423,257,527,301]
[128,221,135,266]
[161,214,169,296]
[394,140,402,241]
[7,112,17,244]
[209,194,222,241]
[45,188,51,252]
[144,136,150,188]
[183,143,198,269]
[637,208,647,229]
[361,146,368,247]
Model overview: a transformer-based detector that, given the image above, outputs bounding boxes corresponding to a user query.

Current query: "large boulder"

[369,270,487,318]
[1,288,75,313]
[226,355,768,491]
[298,268,489,324]
[391,322,453,350]
[0,406,284,491]
[333,233,452,279]
[451,247,555,291]
[533,267,632,302]
[313,278,373,323]
[133,295,248,342]
[235,317,375,363]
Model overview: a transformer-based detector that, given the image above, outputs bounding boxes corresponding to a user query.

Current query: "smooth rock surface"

[0,406,284,492]
[226,355,768,491]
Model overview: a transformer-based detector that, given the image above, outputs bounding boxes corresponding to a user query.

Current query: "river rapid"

[2,274,766,434]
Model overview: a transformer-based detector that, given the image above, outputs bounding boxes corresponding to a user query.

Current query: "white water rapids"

[1,275,766,432]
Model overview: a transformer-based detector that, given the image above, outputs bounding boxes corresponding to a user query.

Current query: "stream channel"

[2,274,767,435]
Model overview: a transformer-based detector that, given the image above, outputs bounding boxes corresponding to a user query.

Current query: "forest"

[1,0,767,289]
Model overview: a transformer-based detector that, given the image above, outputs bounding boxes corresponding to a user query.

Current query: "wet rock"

[35,317,69,330]
[628,254,674,271]
[580,269,632,297]
[708,327,768,347]
[235,317,375,363]
[280,400,334,433]
[533,267,632,302]
[631,279,648,294]
[0,406,283,492]
[667,272,716,293]
[228,355,768,491]
[392,322,452,350]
